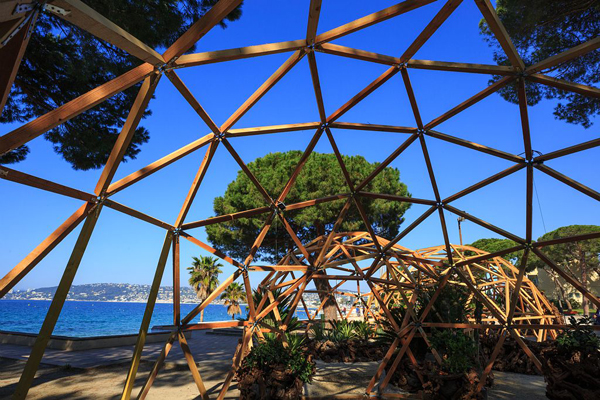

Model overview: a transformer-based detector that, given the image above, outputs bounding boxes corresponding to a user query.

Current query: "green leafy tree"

[187,255,223,322]
[480,0,599,128]
[206,151,411,321]
[469,238,522,265]
[1,0,242,169]
[221,282,246,320]
[528,225,600,316]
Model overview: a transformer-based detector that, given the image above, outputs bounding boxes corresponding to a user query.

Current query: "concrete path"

[0,334,547,399]
[0,331,240,369]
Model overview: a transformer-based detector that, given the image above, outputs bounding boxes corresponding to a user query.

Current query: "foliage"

[1,0,242,169]
[529,225,600,312]
[250,287,302,335]
[419,281,471,324]
[429,330,478,374]
[376,307,405,347]
[206,151,411,263]
[480,0,599,128]
[353,321,374,342]
[469,238,523,266]
[328,320,358,344]
[556,316,600,354]
[242,336,315,384]
[187,256,222,300]
[310,319,374,343]
[220,282,246,319]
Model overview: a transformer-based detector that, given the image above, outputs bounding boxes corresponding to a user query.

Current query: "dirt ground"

[0,358,240,400]
[0,357,547,399]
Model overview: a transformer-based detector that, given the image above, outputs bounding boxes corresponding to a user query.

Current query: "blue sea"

[0,300,309,337]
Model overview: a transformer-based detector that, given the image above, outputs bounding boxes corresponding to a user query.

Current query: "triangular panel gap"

[315,51,390,119]
[195,1,307,53]
[528,169,600,237]
[336,71,419,127]
[321,0,442,56]
[450,169,527,243]
[408,70,524,156]
[423,133,518,199]
[411,0,499,65]
[541,146,599,191]
[174,52,298,128]
[230,56,321,128]
[109,141,217,224]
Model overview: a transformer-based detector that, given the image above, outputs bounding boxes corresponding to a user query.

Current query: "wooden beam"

[308,50,326,122]
[162,0,243,61]
[425,76,515,129]
[474,0,524,70]
[354,134,418,191]
[425,129,525,163]
[527,73,600,99]
[327,66,399,123]
[0,10,37,115]
[121,232,173,400]
[358,191,436,206]
[0,203,94,298]
[0,63,154,155]
[535,137,600,162]
[526,37,600,74]
[175,141,219,227]
[174,39,306,67]
[314,0,436,45]
[400,0,463,61]
[306,0,322,44]
[48,0,164,65]
[13,205,103,400]
[444,204,525,244]
[407,58,517,75]
[534,231,600,248]
[103,199,175,231]
[180,231,243,269]
[107,133,214,196]
[317,42,400,65]
[442,163,525,204]
[0,166,95,202]
[226,122,321,137]
[95,73,161,196]
[535,163,600,202]
[329,121,417,133]
[165,70,220,134]
[220,50,304,132]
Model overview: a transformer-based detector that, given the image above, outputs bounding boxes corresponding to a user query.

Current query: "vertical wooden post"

[13,204,102,400]
[121,231,173,400]
[173,233,181,326]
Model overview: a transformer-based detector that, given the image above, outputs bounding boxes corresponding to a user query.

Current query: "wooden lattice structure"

[1,0,599,398]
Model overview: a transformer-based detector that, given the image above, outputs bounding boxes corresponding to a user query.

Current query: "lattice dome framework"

[1,0,599,399]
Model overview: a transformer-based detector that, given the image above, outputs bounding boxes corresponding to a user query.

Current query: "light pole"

[457,216,465,246]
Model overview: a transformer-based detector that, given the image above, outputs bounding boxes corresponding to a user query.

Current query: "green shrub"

[329,320,357,343]
[352,321,374,341]
[556,316,600,354]
[242,336,314,384]
[429,330,477,374]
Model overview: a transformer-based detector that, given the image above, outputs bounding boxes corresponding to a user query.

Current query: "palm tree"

[221,282,246,320]
[187,256,223,322]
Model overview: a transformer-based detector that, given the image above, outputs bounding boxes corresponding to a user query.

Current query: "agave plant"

[329,320,357,344]
[352,321,374,341]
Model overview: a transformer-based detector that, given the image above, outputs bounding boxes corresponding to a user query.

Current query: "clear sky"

[1,0,598,293]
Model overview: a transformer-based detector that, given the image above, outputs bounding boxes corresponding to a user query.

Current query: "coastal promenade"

[0,329,547,399]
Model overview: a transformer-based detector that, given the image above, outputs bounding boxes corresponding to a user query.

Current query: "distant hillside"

[3,283,214,304]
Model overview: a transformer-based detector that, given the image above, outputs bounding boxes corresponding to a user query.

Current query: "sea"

[0,300,309,337]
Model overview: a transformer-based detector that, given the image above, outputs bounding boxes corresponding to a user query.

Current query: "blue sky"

[1,0,598,293]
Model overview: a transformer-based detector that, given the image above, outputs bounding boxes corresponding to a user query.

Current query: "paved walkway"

[0,331,240,369]
[0,333,547,399]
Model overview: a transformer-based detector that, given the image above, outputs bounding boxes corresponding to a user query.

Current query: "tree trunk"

[200,309,205,322]
[313,220,339,323]
[550,271,572,311]
[581,253,589,316]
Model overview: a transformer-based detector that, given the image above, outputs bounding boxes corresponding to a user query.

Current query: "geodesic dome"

[1,0,599,398]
